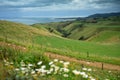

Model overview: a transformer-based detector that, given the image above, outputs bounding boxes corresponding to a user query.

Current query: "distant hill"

[87,12,120,18]
[32,13,120,43]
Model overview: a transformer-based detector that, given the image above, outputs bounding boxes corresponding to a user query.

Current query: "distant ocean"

[0,17,75,25]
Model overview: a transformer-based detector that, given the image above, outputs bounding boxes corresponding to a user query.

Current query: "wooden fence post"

[81,64,84,68]
[102,63,104,70]
[87,52,89,57]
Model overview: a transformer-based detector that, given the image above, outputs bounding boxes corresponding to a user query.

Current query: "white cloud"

[0,0,35,6]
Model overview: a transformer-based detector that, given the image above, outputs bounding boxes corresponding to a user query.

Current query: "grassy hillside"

[0,20,120,80]
[32,16,120,44]
[88,30,120,43]
[0,20,120,64]
[30,17,120,65]
[32,23,62,36]
[32,21,72,36]
[0,20,53,45]
[64,20,120,42]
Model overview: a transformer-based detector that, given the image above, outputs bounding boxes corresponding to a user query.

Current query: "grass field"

[34,35,120,65]
[89,30,120,43]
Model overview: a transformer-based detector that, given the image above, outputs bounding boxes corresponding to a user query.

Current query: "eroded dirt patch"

[0,42,27,51]
[45,52,120,71]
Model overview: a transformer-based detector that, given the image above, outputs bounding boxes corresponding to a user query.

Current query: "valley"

[0,13,120,80]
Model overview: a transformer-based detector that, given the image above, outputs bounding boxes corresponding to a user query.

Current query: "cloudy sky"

[0,0,120,18]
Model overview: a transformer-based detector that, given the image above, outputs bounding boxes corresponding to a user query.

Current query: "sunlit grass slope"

[0,20,120,65]
[89,30,120,43]
[34,35,120,63]
[0,20,52,45]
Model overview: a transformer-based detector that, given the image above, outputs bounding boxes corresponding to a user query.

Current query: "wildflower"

[20,67,26,71]
[3,59,7,63]
[54,66,60,74]
[80,72,86,75]
[108,71,111,73]
[37,61,42,65]
[49,61,54,65]
[89,76,93,79]
[64,62,70,65]
[49,68,54,72]
[54,59,58,62]
[21,71,26,74]
[63,62,70,68]
[54,66,59,71]
[41,65,46,69]
[27,66,31,69]
[28,64,33,67]
[82,68,87,71]
[31,70,36,74]
[15,68,20,71]
[35,69,40,72]
[59,60,64,63]
[40,69,47,75]
[83,74,88,78]
[10,62,14,65]
[60,68,69,73]
[63,74,69,77]
[47,71,51,74]
[72,70,80,75]
[51,64,56,67]
[88,68,92,71]
[90,78,96,80]
[5,62,9,66]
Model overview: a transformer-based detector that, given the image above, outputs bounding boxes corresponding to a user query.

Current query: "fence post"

[102,63,104,70]
[87,52,89,57]
[81,64,84,68]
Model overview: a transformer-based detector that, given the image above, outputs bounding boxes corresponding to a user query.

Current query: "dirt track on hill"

[45,52,120,71]
[0,42,27,51]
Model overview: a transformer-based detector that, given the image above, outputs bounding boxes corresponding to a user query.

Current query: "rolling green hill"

[88,30,120,43]
[32,16,120,44]
[0,20,120,65]
[0,20,53,45]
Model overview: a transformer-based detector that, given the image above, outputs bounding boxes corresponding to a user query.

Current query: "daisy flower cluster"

[3,58,97,80]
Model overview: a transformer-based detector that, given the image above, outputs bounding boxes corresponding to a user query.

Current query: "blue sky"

[0,0,120,18]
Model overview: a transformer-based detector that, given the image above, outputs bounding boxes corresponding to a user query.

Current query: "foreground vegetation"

[0,45,120,80]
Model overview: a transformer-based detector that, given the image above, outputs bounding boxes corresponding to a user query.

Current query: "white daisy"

[63,74,69,77]
[54,59,58,62]
[37,61,42,65]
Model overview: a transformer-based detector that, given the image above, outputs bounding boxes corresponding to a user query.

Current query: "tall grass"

[0,43,50,80]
